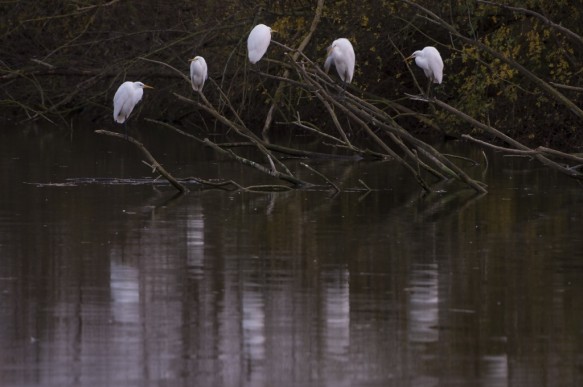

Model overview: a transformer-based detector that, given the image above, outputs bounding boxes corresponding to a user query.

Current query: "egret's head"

[326,43,337,57]
[136,82,153,89]
[261,24,276,34]
[324,44,336,73]
[254,24,276,34]
[189,56,201,63]
[405,51,421,62]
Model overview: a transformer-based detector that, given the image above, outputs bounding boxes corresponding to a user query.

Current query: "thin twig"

[301,162,340,192]
[358,179,372,192]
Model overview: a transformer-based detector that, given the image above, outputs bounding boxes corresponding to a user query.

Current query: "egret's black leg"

[338,77,348,100]
[425,80,433,98]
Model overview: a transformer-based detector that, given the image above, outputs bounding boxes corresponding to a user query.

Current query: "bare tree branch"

[95,129,189,193]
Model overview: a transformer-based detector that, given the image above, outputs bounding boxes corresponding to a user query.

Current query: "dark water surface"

[0,125,582,386]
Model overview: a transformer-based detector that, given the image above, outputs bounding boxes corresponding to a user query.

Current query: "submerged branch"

[301,162,340,193]
[95,129,189,193]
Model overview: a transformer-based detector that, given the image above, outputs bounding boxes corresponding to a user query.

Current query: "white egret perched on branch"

[189,56,208,92]
[113,81,153,124]
[247,24,275,64]
[324,38,355,87]
[405,46,443,96]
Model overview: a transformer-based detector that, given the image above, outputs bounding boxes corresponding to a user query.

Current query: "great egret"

[406,46,443,95]
[324,38,355,87]
[113,81,153,124]
[189,56,208,92]
[247,24,275,64]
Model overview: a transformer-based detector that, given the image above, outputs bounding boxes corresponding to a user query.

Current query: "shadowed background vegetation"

[1,0,582,151]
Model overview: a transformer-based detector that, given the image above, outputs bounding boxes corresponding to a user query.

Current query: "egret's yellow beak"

[143,84,154,89]
[404,55,414,62]
[326,45,335,56]
[189,57,198,62]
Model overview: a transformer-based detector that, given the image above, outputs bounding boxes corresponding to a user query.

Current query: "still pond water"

[0,124,582,387]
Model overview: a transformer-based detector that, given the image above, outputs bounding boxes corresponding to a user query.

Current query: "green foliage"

[447,1,582,147]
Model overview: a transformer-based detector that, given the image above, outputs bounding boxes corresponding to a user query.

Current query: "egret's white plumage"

[113,81,152,124]
[189,56,208,92]
[406,46,443,84]
[324,38,355,84]
[247,24,273,64]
